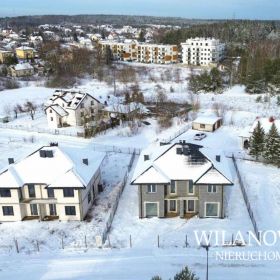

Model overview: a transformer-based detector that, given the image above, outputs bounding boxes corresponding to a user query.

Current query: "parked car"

[194,133,207,141]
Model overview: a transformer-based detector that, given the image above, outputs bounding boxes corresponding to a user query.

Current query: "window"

[0,188,11,197]
[50,117,53,121]
[169,200,177,212]
[47,188,54,198]
[205,203,219,217]
[147,184,156,193]
[28,184,35,198]
[30,204,38,215]
[88,192,91,203]
[2,206,14,216]
[91,101,94,106]
[49,109,52,113]
[81,112,84,118]
[63,188,74,197]
[188,183,194,194]
[170,181,176,194]
[200,124,206,129]
[208,185,217,193]
[65,206,76,216]
[49,204,57,216]
[80,103,84,109]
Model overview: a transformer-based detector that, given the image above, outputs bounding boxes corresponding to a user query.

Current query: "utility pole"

[201,243,210,280]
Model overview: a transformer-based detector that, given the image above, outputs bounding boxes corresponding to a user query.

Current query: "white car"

[194,133,207,141]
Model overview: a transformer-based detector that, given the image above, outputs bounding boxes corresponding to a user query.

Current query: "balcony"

[20,197,57,204]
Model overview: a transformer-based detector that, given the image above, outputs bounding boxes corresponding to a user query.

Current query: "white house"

[45,90,103,128]
[192,116,223,132]
[0,145,106,222]
[181,38,225,66]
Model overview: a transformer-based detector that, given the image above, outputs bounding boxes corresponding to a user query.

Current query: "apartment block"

[181,37,225,66]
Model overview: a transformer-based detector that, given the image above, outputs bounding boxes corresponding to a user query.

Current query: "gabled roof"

[195,167,232,185]
[47,104,68,117]
[131,142,233,186]
[46,90,101,111]
[0,146,106,189]
[192,116,222,125]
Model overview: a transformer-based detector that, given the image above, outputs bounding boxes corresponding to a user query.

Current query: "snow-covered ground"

[0,64,279,279]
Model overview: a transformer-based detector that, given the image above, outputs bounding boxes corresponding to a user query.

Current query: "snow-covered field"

[0,64,279,279]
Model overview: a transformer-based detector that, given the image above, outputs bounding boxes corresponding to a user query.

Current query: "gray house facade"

[132,142,232,219]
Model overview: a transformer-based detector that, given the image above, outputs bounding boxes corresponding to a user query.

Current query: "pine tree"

[173,266,199,280]
[249,121,265,160]
[263,122,280,164]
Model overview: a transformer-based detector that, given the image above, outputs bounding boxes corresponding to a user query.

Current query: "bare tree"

[24,101,37,120]
[212,102,227,119]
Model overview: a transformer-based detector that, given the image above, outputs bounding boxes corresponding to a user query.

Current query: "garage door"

[145,203,158,217]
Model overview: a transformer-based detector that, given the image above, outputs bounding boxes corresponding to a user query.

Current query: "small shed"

[192,116,222,132]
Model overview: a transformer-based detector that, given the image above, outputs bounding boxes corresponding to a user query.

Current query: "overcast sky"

[0,0,279,20]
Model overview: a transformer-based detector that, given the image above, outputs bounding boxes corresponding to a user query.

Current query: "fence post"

[129,235,132,248]
[85,235,87,249]
[157,235,160,248]
[61,236,64,249]
[36,240,40,252]
[108,235,111,248]
[185,235,188,247]
[14,239,19,253]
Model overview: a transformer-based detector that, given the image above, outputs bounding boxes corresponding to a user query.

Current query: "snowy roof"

[47,90,100,110]
[13,63,33,71]
[0,146,106,189]
[104,103,147,114]
[193,116,222,125]
[49,104,68,117]
[16,46,34,51]
[132,142,232,185]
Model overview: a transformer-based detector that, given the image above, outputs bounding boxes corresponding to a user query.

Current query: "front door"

[145,203,158,217]
[30,204,38,216]
[49,204,57,216]
[184,200,195,213]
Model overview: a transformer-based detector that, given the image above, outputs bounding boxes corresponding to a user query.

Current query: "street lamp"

[201,242,211,280]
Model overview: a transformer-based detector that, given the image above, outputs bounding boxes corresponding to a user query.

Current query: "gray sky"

[0,0,279,20]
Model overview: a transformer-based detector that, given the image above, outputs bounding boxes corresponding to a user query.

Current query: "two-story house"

[45,90,103,128]
[0,145,106,222]
[131,142,233,219]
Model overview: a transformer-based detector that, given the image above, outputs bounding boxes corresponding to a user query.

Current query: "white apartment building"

[0,146,106,222]
[181,38,225,66]
[99,40,178,64]
[45,90,103,128]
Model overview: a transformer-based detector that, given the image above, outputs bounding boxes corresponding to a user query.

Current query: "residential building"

[192,116,222,132]
[181,38,225,66]
[99,40,178,64]
[137,43,178,64]
[99,40,138,62]
[45,90,103,128]
[9,63,34,77]
[0,50,14,64]
[131,142,232,219]
[15,46,35,60]
[0,146,106,222]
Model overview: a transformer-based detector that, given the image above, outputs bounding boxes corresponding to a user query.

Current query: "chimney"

[144,155,149,161]
[216,155,221,162]
[83,158,89,165]
[8,158,14,165]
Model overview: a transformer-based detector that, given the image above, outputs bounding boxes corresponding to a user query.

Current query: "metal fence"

[92,143,141,155]
[160,123,191,145]
[0,123,80,137]
[231,155,260,240]
[99,150,137,244]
